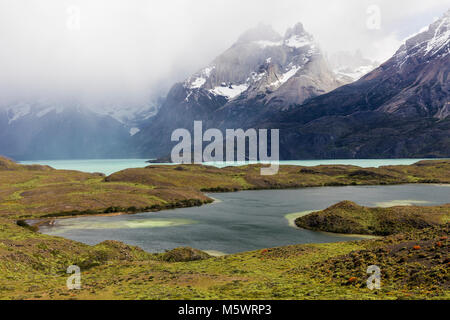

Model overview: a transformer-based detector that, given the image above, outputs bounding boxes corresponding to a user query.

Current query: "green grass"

[296,201,450,235]
[1,216,448,300]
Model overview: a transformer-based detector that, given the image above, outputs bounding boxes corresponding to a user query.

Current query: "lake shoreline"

[28,182,450,233]
[35,184,450,256]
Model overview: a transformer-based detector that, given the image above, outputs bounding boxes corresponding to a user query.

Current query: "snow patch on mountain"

[36,107,55,118]
[403,25,430,42]
[91,98,161,126]
[4,102,68,124]
[7,103,31,124]
[254,35,314,49]
[189,77,207,89]
[270,65,302,87]
[210,84,249,99]
[329,50,379,83]
[184,91,193,102]
[254,40,283,48]
[178,21,338,104]
[203,66,215,77]
[284,34,313,48]
[249,71,266,83]
[129,127,140,136]
[334,65,377,82]
[2,97,161,131]
[424,15,449,56]
[185,66,216,89]
[395,10,449,68]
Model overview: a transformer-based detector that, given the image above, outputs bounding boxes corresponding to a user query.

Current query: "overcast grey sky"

[0,0,448,104]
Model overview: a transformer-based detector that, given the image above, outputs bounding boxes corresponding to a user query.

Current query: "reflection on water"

[48,218,196,234]
[373,200,431,207]
[39,184,450,254]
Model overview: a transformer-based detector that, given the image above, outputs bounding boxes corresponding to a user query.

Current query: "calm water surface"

[38,184,450,254]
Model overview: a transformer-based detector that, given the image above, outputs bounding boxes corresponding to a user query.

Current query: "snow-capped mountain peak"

[395,10,449,68]
[424,10,450,56]
[182,22,329,105]
[283,22,314,49]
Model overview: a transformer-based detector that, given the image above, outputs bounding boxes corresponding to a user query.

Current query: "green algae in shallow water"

[372,199,431,207]
[47,218,197,233]
[123,219,197,229]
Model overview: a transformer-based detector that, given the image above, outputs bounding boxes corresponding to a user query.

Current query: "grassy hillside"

[0,216,448,300]
[0,157,211,219]
[296,201,450,235]
[107,160,450,191]
[1,156,449,219]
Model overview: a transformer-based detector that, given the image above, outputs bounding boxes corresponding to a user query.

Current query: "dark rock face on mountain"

[271,112,449,159]
[266,10,450,159]
[134,22,344,158]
